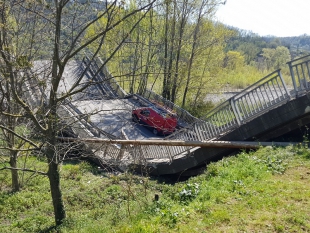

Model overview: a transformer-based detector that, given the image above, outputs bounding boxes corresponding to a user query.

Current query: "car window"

[141,110,150,116]
[168,113,177,118]
[159,112,167,118]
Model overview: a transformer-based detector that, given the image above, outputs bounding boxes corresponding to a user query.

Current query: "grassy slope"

[1,146,310,232]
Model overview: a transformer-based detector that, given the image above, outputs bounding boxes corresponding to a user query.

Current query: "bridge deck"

[28,55,310,175]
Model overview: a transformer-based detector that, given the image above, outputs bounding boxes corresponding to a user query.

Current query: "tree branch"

[64,0,156,62]
[0,124,40,149]
[0,166,47,176]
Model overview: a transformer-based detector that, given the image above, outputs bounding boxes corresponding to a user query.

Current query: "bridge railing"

[231,69,290,123]
[95,57,127,98]
[129,144,194,162]
[83,56,127,98]
[142,89,198,124]
[287,54,310,95]
[81,57,117,98]
[167,69,291,143]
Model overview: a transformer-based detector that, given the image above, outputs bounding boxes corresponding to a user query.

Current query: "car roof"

[151,105,176,116]
[135,105,176,116]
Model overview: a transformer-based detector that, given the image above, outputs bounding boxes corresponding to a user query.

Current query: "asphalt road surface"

[73,98,164,139]
[31,60,168,140]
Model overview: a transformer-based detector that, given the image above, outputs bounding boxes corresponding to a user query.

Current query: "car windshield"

[149,105,176,119]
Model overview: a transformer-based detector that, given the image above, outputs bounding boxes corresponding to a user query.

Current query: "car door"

[164,113,177,132]
[146,109,160,128]
[139,109,150,125]
[147,109,159,128]
[153,110,166,131]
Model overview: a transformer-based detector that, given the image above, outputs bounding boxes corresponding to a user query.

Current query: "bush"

[185,100,215,118]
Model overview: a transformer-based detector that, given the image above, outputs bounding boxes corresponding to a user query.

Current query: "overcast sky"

[215,0,310,37]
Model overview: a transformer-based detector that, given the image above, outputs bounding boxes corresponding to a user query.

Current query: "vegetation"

[0,0,156,226]
[1,0,310,229]
[1,145,310,232]
[91,10,306,115]
[88,0,232,109]
[225,28,310,63]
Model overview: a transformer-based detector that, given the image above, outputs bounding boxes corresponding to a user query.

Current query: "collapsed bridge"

[28,55,310,175]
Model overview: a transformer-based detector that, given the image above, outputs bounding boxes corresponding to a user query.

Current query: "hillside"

[1,145,310,232]
[225,27,310,63]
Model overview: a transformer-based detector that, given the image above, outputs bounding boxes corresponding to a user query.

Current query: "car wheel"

[132,114,139,123]
[152,128,159,135]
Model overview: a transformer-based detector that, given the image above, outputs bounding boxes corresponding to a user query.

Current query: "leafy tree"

[181,19,233,109]
[223,51,244,70]
[262,46,291,70]
[94,0,232,108]
[235,42,260,64]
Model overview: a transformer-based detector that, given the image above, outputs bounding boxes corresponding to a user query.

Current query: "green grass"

[1,146,310,232]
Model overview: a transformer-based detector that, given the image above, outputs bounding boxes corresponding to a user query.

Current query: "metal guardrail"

[82,56,121,98]
[94,57,127,98]
[287,54,310,95]
[231,69,290,123]
[164,58,309,147]
[141,89,198,124]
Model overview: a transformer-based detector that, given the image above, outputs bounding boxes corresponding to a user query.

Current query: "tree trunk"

[171,0,189,103]
[162,1,170,99]
[47,160,66,225]
[46,93,66,225]
[9,152,19,192]
[182,3,203,107]
[131,32,140,94]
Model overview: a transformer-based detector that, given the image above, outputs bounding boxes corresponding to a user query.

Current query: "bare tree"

[0,0,45,192]
[182,0,218,107]
[0,0,155,226]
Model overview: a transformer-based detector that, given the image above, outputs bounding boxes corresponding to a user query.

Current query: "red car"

[132,106,177,135]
